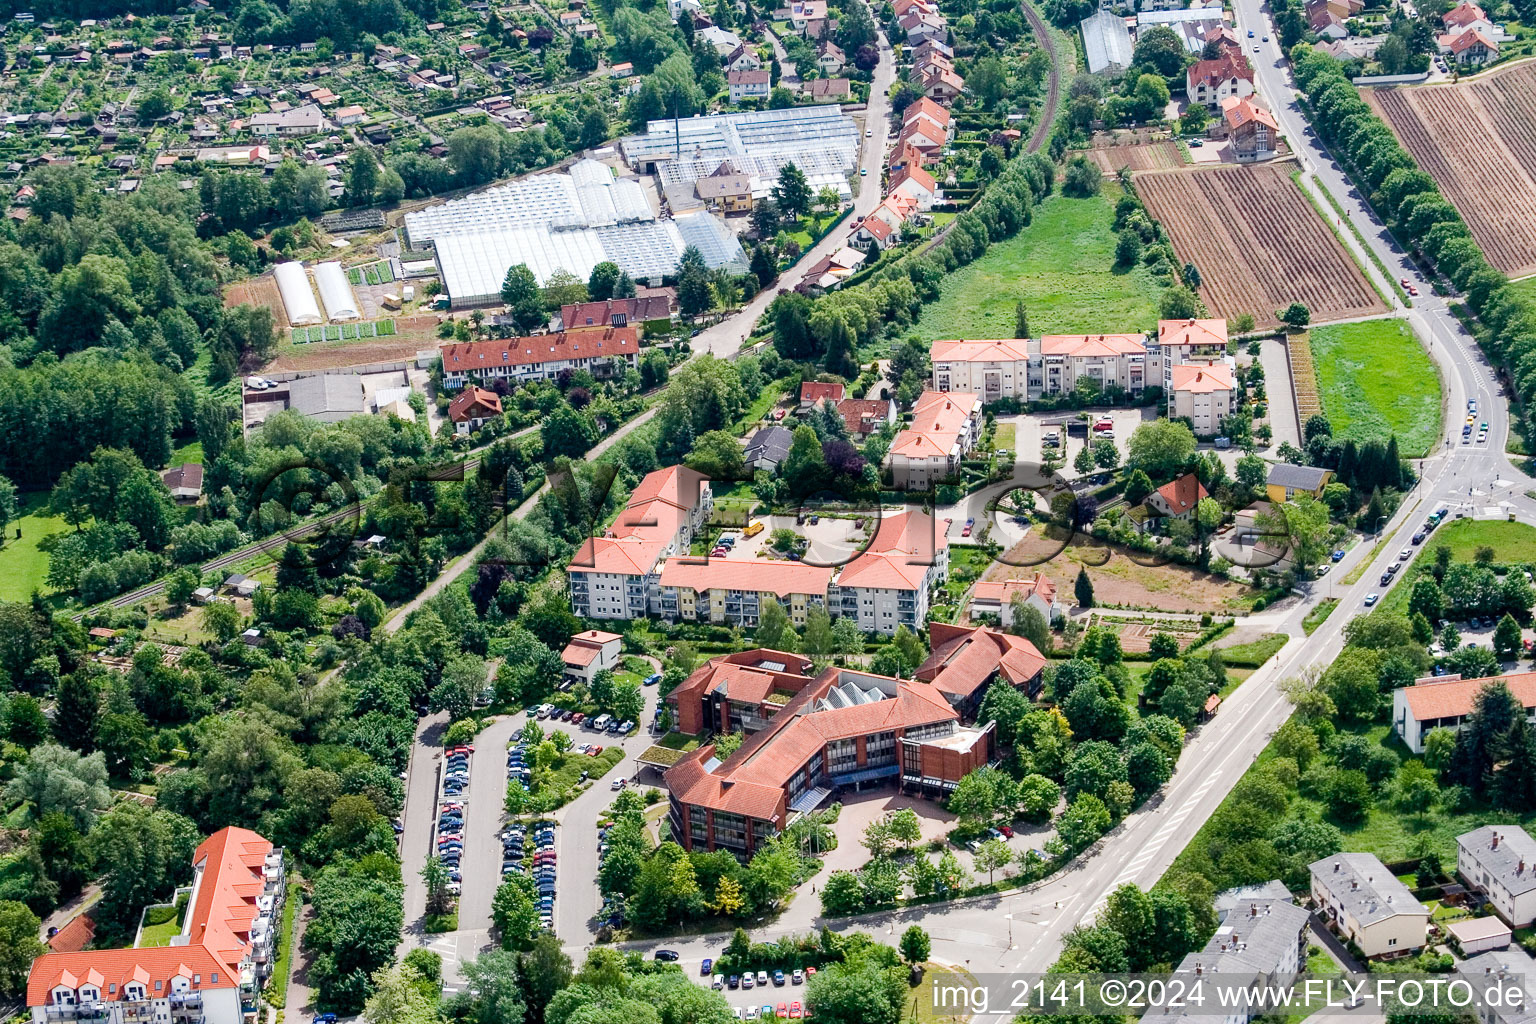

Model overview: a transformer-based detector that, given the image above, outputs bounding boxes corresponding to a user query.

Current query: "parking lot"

[999,407,1153,470]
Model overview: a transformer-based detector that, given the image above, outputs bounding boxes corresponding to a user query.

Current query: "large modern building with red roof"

[665,663,997,855]
[28,828,284,1024]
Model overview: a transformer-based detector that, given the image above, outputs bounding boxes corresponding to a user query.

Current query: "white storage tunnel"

[314,262,360,321]
[273,261,322,326]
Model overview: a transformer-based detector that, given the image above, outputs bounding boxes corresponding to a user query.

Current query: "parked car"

[701,959,713,976]
[653,950,681,962]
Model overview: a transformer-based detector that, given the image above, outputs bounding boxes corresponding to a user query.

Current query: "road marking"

[1079,770,1225,923]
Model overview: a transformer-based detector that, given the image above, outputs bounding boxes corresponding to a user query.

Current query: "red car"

[447,745,475,755]
[790,1003,803,1019]
[998,825,1014,838]
[778,1004,788,1018]
[961,524,972,537]
[588,745,603,756]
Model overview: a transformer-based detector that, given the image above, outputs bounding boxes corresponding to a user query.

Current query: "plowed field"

[1088,141,1185,174]
[1136,162,1386,327]
[1366,64,1536,277]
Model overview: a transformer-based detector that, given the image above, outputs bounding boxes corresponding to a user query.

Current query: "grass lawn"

[1510,276,1536,306]
[1309,318,1442,457]
[0,492,72,602]
[994,423,1017,452]
[1423,518,1536,565]
[1218,633,1287,668]
[912,187,1164,340]
[912,964,979,1024]
[170,440,204,465]
[656,732,701,751]
[136,893,187,947]
[942,544,997,603]
[1303,598,1339,635]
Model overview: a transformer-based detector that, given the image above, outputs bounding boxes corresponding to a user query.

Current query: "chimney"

[1195,963,1202,975]
[1351,880,1358,891]
[1250,904,1258,917]
[1494,833,1501,850]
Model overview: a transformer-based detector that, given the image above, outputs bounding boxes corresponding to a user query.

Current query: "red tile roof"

[1039,334,1147,357]
[1186,52,1254,90]
[1171,362,1234,394]
[931,338,1032,363]
[658,557,833,598]
[1442,1,1487,27]
[835,398,893,436]
[447,385,502,422]
[917,623,1046,700]
[1222,95,1278,132]
[800,381,846,404]
[890,390,979,460]
[47,915,95,953]
[835,508,950,591]
[890,163,936,195]
[1400,672,1536,722]
[1159,318,1228,348]
[560,296,671,328]
[440,327,638,373]
[29,827,274,1006]
[561,629,621,668]
[569,465,710,576]
[903,97,952,128]
[1153,473,1209,515]
[971,573,1057,608]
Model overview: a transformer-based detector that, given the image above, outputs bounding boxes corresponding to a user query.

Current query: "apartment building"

[1154,318,1230,381]
[887,390,983,489]
[1139,891,1309,1024]
[439,328,640,389]
[1169,362,1236,434]
[1310,852,1430,958]
[1458,826,1536,928]
[28,829,284,1024]
[666,666,994,855]
[567,465,713,620]
[929,335,1149,402]
[655,559,833,628]
[828,509,949,634]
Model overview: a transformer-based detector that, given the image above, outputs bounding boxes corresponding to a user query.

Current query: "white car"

[1364,593,1379,606]
[865,129,873,137]
[1398,549,1412,561]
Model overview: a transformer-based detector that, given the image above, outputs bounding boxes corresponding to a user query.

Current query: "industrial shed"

[314,262,360,321]
[274,262,322,326]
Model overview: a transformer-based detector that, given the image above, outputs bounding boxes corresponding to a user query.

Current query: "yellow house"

[1265,462,1334,504]
[656,559,833,627]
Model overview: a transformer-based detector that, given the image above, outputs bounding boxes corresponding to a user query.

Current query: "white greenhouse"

[314,262,360,321]
[273,262,322,326]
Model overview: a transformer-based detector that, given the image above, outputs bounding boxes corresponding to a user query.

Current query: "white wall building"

[887,391,982,490]
[1311,853,1429,958]
[828,510,949,635]
[1458,826,1536,929]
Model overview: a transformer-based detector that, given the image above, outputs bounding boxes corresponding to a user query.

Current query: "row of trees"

[1294,46,1536,449]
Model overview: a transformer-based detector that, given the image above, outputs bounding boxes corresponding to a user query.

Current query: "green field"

[1509,276,1536,305]
[1423,518,1536,565]
[912,188,1165,340]
[1308,318,1441,457]
[0,492,71,602]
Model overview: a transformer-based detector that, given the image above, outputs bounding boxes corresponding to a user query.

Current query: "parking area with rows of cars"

[504,733,558,929]
[435,745,473,900]
[651,949,815,1020]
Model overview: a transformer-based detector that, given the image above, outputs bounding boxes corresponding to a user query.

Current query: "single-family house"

[835,397,897,438]
[1265,462,1333,503]
[1147,473,1209,520]
[816,39,846,73]
[161,463,204,503]
[806,77,853,100]
[728,69,771,104]
[746,425,793,472]
[1186,52,1255,110]
[560,629,623,684]
[1440,27,1499,63]
[447,385,503,434]
[888,164,938,210]
[968,573,1063,625]
[1220,95,1279,161]
[726,43,761,71]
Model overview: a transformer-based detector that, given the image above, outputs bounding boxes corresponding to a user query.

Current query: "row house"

[438,328,639,388]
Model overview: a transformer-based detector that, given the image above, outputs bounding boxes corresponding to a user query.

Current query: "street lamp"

[1374,514,1388,537]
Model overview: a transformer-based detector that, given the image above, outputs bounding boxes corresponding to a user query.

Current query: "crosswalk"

[1080,769,1225,925]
